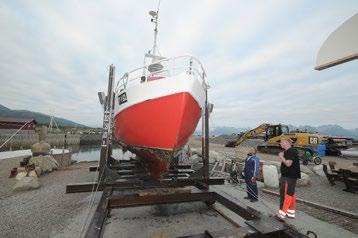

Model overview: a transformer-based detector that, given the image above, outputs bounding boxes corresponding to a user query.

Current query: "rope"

[0,120,32,150]
[77,164,100,237]
[78,148,110,238]
[232,180,278,215]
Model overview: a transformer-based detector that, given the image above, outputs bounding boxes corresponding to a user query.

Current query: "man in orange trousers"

[277,137,301,220]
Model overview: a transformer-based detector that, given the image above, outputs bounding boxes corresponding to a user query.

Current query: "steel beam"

[214,192,258,221]
[66,177,224,193]
[108,191,216,209]
[169,165,192,169]
[66,182,103,193]
[89,166,99,172]
[84,187,112,238]
[109,163,141,170]
[245,216,287,235]
[66,181,142,193]
[177,227,252,238]
[98,65,115,181]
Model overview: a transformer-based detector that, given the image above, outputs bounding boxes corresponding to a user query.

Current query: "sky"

[0,0,357,129]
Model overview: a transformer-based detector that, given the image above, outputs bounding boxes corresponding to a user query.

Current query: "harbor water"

[70,144,134,162]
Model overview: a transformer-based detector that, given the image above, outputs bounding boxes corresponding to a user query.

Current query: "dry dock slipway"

[64,65,330,238]
[64,12,358,234]
[1,11,356,238]
[66,66,294,238]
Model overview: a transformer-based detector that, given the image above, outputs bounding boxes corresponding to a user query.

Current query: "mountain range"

[2,104,357,137]
[198,125,358,139]
[288,125,358,139]
[0,104,86,128]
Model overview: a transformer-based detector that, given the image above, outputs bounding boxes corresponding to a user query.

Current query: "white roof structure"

[315,14,358,70]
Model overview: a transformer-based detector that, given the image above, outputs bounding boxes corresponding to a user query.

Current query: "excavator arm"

[225,123,270,147]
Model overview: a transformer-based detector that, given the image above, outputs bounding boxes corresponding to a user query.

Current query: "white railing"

[115,55,207,93]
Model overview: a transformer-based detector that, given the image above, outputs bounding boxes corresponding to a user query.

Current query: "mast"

[151,10,159,57]
[146,0,164,63]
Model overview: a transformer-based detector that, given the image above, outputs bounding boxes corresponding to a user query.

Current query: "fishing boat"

[113,7,208,178]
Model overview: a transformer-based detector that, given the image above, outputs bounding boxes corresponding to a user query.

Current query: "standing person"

[277,137,301,220]
[243,147,260,202]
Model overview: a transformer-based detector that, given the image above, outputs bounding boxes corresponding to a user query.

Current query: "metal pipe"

[203,84,210,188]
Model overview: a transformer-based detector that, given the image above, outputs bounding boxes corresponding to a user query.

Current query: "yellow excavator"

[225,123,322,164]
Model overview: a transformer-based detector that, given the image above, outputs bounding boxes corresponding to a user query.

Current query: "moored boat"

[113,8,207,178]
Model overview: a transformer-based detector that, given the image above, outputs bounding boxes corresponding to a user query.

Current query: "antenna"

[142,0,165,71]
[148,0,162,62]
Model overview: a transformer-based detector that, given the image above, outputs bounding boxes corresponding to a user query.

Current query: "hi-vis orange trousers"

[278,176,297,219]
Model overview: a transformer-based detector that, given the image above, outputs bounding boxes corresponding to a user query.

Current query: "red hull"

[114,92,201,177]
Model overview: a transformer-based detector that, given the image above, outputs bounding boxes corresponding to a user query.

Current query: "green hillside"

[0,104,87,128]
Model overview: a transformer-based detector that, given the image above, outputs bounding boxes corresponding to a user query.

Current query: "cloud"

[0,0,357,129]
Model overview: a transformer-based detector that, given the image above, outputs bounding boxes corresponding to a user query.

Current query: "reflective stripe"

[279,210,286,216]
[253,158,256,177]
[277,212,286,219]
[287,213,295,218]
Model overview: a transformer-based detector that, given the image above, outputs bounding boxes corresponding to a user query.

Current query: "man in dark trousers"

[244,147,260,202]
[277,137,301,220]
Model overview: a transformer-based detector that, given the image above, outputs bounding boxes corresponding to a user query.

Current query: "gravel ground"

[0,156,25,199]
[1,137,357,237]
[0,157,98,238]
[189,136,358,167]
